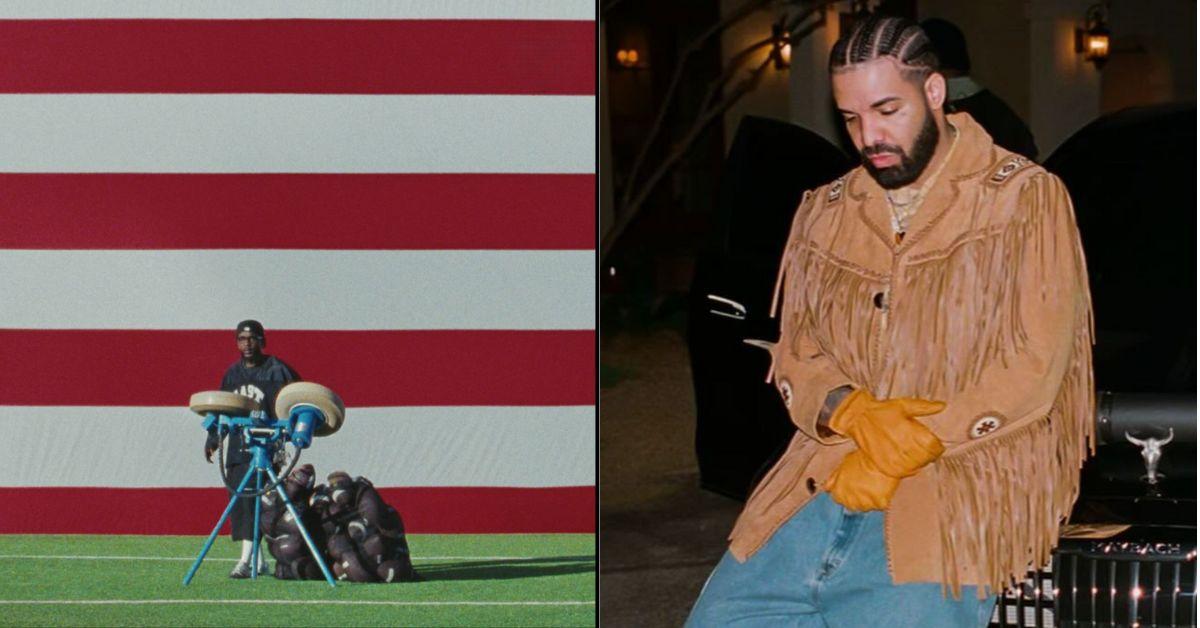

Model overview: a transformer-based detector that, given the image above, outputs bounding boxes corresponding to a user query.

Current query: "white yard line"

[0,554,571,562]
[0,599,595,606]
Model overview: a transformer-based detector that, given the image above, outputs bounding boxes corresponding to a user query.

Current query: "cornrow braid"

[829,14,939,84]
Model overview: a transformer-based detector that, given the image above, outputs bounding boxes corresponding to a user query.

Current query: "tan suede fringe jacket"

[728,112,1095,600]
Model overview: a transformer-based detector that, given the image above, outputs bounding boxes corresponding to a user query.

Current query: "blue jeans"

[686,493,997,627]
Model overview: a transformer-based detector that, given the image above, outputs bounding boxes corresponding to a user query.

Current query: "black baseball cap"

[235,319,266,340]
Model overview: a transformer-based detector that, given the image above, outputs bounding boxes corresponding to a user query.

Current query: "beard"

[861,107,940,189]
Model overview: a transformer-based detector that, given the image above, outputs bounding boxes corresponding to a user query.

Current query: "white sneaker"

[229,561,251,579]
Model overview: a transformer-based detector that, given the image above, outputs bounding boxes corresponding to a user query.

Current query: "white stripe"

[0,599,595,606]
[0,250,595,330]
[0,554,545,562]
[0,95,594,174]
[0,406,595,487]
[0,1,595,20]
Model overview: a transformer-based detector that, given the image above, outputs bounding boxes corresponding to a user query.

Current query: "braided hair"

[829,15,939,85]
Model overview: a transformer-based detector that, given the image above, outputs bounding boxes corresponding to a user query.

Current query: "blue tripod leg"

[183,464,256,585]
[252,465,262,580]
[265,465,337,587]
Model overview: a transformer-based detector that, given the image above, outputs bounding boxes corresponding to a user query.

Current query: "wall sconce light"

[770,21,791,70]
[1075,3,1111,69]
[616,48,641,69]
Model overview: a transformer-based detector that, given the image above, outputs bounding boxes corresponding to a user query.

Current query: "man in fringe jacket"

[686,15,1094,627]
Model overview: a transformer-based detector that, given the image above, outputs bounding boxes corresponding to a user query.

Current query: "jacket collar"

[847,112,995,253]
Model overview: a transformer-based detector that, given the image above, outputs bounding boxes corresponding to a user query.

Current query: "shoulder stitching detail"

[985,154,1034,186]
[826,175,847,203]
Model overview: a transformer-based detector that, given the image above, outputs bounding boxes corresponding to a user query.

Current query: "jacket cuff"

[783,367,854,446]
[818,385,858,437]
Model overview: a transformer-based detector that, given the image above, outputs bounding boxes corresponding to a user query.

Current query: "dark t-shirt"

[215,355,300,465]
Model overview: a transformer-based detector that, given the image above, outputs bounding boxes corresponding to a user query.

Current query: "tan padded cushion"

[188,390,261,416]
[274,382,345,436]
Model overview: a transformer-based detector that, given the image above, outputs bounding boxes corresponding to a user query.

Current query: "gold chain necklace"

[884,122,959,241]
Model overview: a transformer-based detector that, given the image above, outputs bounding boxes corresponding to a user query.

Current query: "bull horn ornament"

[1125,428,1174,485]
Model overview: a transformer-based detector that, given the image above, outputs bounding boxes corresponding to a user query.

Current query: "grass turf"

[0,534,595,627]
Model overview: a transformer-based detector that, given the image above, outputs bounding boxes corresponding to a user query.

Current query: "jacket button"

[805,477,817,494]
[873,292,886,309]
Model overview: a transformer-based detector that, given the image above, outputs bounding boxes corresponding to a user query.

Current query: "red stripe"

[0,486,595,534]
[0,174,594,250]
[0,20,594,95]
[0,330,595,406]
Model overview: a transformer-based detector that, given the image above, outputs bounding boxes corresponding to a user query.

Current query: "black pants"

[223,461,263,542]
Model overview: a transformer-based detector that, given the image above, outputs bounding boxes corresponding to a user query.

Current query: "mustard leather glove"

[824,450,899,512]
[828,389,947,478]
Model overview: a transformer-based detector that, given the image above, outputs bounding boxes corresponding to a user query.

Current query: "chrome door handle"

[706,294,746,320]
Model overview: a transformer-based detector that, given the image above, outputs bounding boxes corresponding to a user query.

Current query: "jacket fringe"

[766,191,814,383]
[934,318,1094,599]
[929,173,1096,599]
[776,244,883,388]
[770,190,816,321]
[882,176,1073,398]
[770,190,883,387]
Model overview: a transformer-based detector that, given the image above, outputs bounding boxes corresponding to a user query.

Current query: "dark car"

[687,105,1196,627]
[687,116,852,500]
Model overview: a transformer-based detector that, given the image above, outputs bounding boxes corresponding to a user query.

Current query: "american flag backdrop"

[0,2,596,535]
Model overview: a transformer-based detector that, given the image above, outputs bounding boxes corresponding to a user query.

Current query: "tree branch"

[617,0,780,211]
[602,2,835,262]
[601,54,776,259]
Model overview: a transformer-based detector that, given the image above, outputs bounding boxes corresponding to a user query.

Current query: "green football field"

[0,534,595,627]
